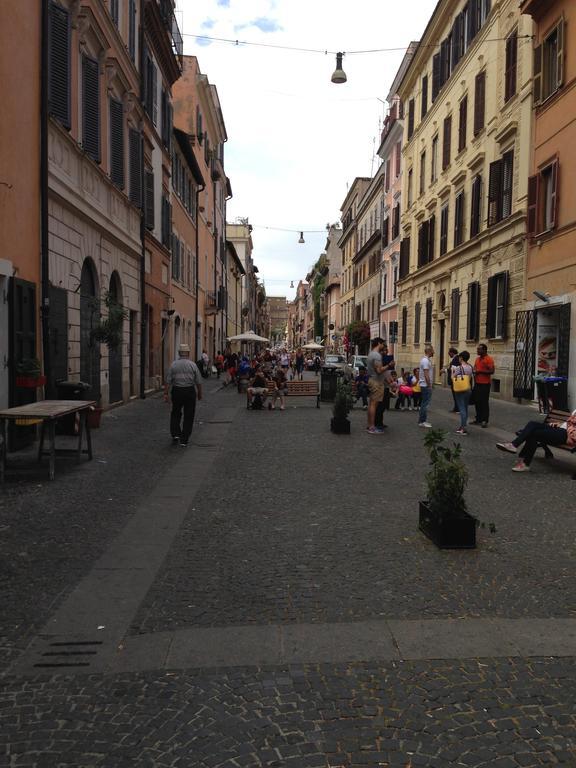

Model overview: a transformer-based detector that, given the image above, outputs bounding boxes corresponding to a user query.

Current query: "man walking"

[417,344,435,428]
[472,343,495,427]
[164,344,203,446]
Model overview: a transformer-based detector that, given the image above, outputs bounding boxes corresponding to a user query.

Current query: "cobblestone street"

[1,380,576,767]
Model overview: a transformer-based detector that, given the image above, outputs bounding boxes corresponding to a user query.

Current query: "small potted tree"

[419,429,476,548]
[331,377,353,434]
[15,358,46,388]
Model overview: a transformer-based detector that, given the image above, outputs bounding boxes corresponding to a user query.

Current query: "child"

[395,369,412,411]
[410,367,422,410]
[354,367,369,410]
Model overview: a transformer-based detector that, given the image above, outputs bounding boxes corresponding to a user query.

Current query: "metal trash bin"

[535,376,568,413]
[56,380,91,434]
[320,368,338,402]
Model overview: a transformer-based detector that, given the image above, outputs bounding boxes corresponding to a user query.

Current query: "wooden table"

[0,400,96,483]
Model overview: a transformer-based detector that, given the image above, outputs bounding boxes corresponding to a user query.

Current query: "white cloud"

[176,0,438,299]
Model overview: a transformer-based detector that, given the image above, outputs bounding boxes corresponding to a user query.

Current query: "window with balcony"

[527,159,559,236]
[48,1,71,129]
[534,19,565,104]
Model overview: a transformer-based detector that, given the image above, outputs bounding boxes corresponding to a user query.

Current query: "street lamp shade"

[298,232,305,244]
[331,52,347,84]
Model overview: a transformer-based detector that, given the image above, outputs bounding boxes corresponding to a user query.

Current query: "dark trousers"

[473,383,491,423]
[375,389,390,428]
[512,421,568,466]
[170,386,197,441]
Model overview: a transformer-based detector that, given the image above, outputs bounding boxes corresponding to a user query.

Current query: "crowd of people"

[164,342,575,473]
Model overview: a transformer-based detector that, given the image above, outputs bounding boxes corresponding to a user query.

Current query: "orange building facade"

[517,0,576,408]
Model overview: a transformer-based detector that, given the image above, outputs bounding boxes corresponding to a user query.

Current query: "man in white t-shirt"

[418,345,435,428]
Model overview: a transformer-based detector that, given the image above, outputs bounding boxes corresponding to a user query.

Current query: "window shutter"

[395,141,401,177]
[48,1,70,129]
[440,205,449,255]
[425,298,433,343]
[421,75,428,119]
[417,222,425,267]
[385,159,391,192]
[152,65,158,125]
[128,0,136,61]
[82,56,100,163]
[382,216,389,247]
[474,71,486,135]
[111,0,119,26]
[454,192,464,246]
[486,275,497,338]
[557,18,565,88]
[450,289,460,341]
[458,96,467,153]
[399,236,410,279]
[145,171,155,230]
[442,115,452,170]
[533,44,542,105]
[128,128,142,207]
[470,174,482,237]
[467,281,480,340]
[428,214,435,262]
[432,53,441,101]
[109,97,124,189]
[408,99,415,139]
[549,159,559,230]
[526,174,538,236]
[401,306,408,345]
[498,271,509,339]
[414,302,421,344]
[505,31,517,102]
[487,159,503,226]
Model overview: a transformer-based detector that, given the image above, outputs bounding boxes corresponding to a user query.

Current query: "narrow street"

[1,381,576,767]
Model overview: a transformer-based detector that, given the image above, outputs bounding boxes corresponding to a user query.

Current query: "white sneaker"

[418,422,432,428]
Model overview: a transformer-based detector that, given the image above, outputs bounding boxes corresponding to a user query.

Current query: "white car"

[322,354,352,378]
[347,355,369,378]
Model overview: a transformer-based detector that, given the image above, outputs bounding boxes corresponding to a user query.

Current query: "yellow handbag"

[453,367,471,392]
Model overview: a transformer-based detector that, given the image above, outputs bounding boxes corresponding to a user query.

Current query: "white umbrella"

[302,342,324,350]
[228,330,270,343]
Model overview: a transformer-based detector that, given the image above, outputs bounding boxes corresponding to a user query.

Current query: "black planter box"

[419,501,476,549]
[330,417,351,434]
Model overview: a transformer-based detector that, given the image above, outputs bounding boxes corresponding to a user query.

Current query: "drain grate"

[33,640,103,669]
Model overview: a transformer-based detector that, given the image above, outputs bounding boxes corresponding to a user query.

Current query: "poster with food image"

[537,325,558,375]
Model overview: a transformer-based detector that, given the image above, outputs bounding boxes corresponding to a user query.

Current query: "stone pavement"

[1,377,576,767]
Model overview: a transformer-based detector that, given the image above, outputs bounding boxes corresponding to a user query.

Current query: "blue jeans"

[454,390,471,428]
[418,386,432,423]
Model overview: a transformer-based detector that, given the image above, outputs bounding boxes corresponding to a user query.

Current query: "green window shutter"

[82,55,100,163]
[109,97,125,189]
[48,1,70,129]
[128,128,142,208]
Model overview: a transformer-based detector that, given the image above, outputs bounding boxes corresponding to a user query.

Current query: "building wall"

[0,3,41,409]
[521,0,576,407]
[397,0,533,399]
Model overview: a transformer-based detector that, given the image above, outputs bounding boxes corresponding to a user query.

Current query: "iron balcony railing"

[159,0,183,66]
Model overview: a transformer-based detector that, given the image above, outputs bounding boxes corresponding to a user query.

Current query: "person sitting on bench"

[496,409,576,472]
[247,365,268,409]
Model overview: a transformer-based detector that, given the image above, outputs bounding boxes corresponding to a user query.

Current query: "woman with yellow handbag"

[451,350,474,435]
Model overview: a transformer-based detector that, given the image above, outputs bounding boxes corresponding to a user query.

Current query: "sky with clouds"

[175,0,438,300]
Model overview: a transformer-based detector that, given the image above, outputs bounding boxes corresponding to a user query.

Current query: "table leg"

[38,421,46,463]
[77,412,84,462]
[0,419,6,485]
[85,414,93,460]
[49,421,56,481]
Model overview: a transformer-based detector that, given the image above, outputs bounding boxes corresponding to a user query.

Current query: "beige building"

[225,240,245,343]
[267,297,288,346]
[397,0,533,400]
[338,178,371,349]
[354,165,385,340]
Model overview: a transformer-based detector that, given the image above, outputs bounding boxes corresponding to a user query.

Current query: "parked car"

[322,354,351,378]
[347,355,369,378]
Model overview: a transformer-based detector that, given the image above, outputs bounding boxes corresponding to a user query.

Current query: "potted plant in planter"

[90,291,127,350]
[331,378,353,434]
[15,357,46,388]
[419,428,476,549]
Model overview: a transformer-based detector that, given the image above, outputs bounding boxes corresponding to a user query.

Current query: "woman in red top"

[472,343,495,427]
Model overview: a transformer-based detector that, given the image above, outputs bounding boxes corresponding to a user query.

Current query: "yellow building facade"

[397,0,533,400]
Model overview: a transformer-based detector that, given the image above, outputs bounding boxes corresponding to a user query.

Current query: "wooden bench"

[537,408,576,478]
[247,379,320,408]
